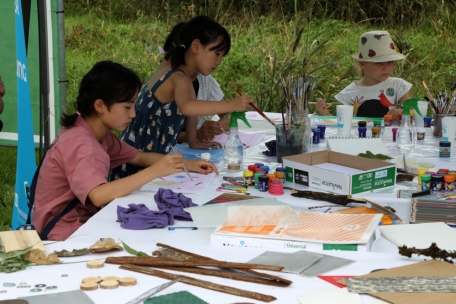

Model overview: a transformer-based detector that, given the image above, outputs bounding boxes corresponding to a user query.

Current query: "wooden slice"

[102,276,119,281]
[80,282,98,291]
[82,276,102,284]
[119,277,137,286]
[86,260,104,269]
[100,280,119,290]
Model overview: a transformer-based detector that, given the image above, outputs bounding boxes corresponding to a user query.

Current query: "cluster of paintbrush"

[422,81,456,114]
[279,74,317,128]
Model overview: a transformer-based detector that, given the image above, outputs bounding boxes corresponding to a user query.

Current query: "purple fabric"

[262,140,277,156]
[117,204,173,229]
[117,188,197,230]
[154,188,197,221]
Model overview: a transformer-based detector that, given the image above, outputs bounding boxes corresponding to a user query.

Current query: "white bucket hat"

[352,30,405,62]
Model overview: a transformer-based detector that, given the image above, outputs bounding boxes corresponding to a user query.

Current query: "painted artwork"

[213,132,265,149]
[140,172,216,194]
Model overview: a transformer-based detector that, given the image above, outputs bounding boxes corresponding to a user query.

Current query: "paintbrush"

[422,81,439,114]
[235,90,276,127]
[170,146,194,181]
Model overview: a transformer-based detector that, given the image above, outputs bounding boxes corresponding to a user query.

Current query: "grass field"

[1,1,455,230]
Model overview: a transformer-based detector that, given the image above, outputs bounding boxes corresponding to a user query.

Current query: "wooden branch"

[120,264,277,303]
[155,243,292,285]
[105,256,283,271]
[158,266,290,287]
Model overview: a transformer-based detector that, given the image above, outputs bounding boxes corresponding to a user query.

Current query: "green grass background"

[1,0,455,230]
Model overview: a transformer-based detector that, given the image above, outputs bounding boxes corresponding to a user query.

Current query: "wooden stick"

[155,243,292,285]
[308,101,332,107]
[119,264,277,303]
[170,146,193,181]
[105,256,284,271]
[157,266,290,287]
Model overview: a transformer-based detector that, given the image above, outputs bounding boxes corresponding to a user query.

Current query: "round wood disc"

[119,277,137,286]
[102,276,119,282]
[82,276,102,284]
[80,282,98,291]
[86,260,104,269]
[100,280,119,290]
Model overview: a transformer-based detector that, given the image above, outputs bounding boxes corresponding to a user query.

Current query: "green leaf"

[0,245,33,260]
[121,241,149,257]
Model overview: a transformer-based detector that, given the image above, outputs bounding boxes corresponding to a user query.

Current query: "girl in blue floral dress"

[111,16,254,179]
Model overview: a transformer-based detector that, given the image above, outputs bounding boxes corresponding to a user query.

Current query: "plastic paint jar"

[254,163,264,167]
[248,165,258,172]
[423,116,432,128]
[439,141,451,158]
[417,168,428,185]
[358,121,367,128]
[431,175,444,192]
[243,170,254,186]
[317,125,326,139]
[398,114,402,124]
[416,127,425,141]
[373,119,382,127]
[358,127,367,138]
[312,128,321,144]
[383,115,393,126]
[444,175,455,191]
[421,174,431,191]
[267,173,276,187]
[258,175,269,192]
[425,171,436,176]
[372,126,381,138]
[448,171,456,178]
[392,128,398,141]
[274,171,285,184]
[260,166,270,174]
[253,173,263,190]
[200,153,211,161]
[437,169,449,175]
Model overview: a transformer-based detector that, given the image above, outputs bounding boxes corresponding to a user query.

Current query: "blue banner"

[12,0,37,229]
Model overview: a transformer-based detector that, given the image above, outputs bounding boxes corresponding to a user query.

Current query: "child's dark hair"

[163,22,187,53]
[164,16,231,69]
[61,60,142,127]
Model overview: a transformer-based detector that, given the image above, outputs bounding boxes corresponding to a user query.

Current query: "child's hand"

[190,139,222,150]
[230,95,254,112]
[387,108,403,122]
[197,121,224,140]
[184,159,219,175]
[316,98,331,115]
[153,154,185,177]
[0,77,5,97]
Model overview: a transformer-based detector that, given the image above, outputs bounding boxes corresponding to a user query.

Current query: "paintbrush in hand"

[235,90,276,127]
[170,146,194,181]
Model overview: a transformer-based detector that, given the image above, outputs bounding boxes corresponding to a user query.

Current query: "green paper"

[144,291,208,304]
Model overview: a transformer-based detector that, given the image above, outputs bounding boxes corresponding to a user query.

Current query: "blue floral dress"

[110,68,186,180]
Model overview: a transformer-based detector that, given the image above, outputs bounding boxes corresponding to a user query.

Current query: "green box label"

[323,244,358,251]
[351,167,396,194]
[285,166,294,182]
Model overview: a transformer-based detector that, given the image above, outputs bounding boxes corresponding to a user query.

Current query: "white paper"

[299,287,362,304]
[141,172,216,194]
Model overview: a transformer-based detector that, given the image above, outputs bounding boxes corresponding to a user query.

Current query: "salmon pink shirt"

[32,116,138,240]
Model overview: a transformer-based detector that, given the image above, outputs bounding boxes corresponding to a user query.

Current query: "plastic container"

[253,173,263,190]
[274,171,285,184]
[259,165,270,174]
[312,128,321,144]
[383,115,393,126]
[423,116,432,127]
[248,165,258,172]
[358,121,367,128]
[243,170,254,186]
[258,175,269,192]
[372,126,381,138]
[421,174,431,191]
[440,141,451,157]
[392,127,398,142]
[200,153,211,161]
[417,168,428,185]
[358,127,367,138]
[431,175,444,192]
[444,175,455,191]
[416,127,425,141]
[437,169,449,175]
[373,119,382,127]
[317,125,326,140]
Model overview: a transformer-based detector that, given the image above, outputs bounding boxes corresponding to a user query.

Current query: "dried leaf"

[89,238,123,253]
[54,248,89,257]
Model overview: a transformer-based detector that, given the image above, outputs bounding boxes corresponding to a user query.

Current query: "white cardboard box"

[282,150,396,195]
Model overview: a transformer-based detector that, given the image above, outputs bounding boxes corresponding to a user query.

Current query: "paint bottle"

[372,126,381,138]
[431,175,444,192]
[200,153,211,161]
[358,127,367,138]
[312,128,321,144]
[421,174,431,191]
[260,165,270,174]
[392,128,398,141]
[444,175,455,192]
[423,116,432,128]
[448,171,456,178]
[439,141,451,158]
[317,125,326,140]
[253,173,263,189]
[274,171,285,184]
[267,174,276,188]
[243,170,254,186]
[416,127,425,141]
[417,168,428,185]
[258,175,269,192]
[383,114,393,126]
[248,165,258,172]
[437,169,449,175]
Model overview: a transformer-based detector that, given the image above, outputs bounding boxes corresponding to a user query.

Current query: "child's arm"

[316,98,331,115]
[186,116,222,149]
[88,153,185,207]
[172,73,254,116]
[387,91,411,122]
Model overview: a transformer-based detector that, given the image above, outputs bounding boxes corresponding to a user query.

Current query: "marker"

[168,227,198,230]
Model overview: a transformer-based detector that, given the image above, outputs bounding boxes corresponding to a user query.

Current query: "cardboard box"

[283,150,396,195]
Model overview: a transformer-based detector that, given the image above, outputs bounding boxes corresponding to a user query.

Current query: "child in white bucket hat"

[317,30,412,120]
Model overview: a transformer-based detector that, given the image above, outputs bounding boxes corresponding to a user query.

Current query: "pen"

[168,226,198,230]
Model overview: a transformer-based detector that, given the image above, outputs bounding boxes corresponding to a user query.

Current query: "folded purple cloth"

[117,204,173,229]
[154,188,197,221]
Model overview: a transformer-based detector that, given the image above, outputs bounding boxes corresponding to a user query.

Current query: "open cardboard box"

[282,150,396,195]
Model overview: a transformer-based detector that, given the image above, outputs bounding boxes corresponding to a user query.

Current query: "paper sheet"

[213,132,265,149]
[247,250,322,274]
[141,172,216,194]
[169,144,225,162]
[298,287,362,304]
[245,111,283,122]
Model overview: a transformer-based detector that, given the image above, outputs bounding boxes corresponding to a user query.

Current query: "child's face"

[360,61,394,84]
[194,36,225,76]
[104,92,138,132]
